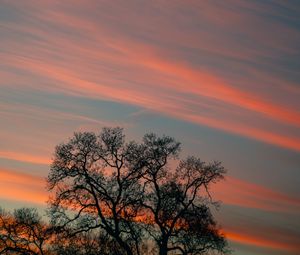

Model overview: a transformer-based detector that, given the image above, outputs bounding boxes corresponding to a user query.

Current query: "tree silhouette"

[47,127,228,255]
[0,207,51,255]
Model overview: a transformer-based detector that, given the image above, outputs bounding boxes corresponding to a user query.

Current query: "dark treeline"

[0,127,229,255]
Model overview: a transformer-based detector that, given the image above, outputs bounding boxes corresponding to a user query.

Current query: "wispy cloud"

[213,176,300,213]
[226,230,300,253]
[1,0,299,152]
[0,151,51,165]
[0,168,47,205]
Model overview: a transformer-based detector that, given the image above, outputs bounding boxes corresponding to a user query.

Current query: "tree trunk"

[115,235,133,255]
[159,239,168,255]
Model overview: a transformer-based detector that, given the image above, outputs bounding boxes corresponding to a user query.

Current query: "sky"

[0,0,300,254]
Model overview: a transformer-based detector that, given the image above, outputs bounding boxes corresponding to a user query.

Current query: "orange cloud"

[0,168,47,205]
[123,43,300,128]
[184,114,300,152]
[225,230,299,252]
[212,176,300,212]
[0,150,51,165]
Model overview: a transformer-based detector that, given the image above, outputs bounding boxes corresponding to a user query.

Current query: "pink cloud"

[1,1,299,153]
[212,176,300,212]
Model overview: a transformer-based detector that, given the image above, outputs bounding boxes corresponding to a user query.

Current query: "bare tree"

[0,207,50,255]
[47,127,228,255]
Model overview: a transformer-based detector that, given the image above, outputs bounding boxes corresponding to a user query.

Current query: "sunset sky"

[1,1,300,254]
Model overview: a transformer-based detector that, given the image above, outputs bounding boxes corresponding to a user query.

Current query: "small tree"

[0,207,50,255]
[48,127,228,255]
[0,206,129,255]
